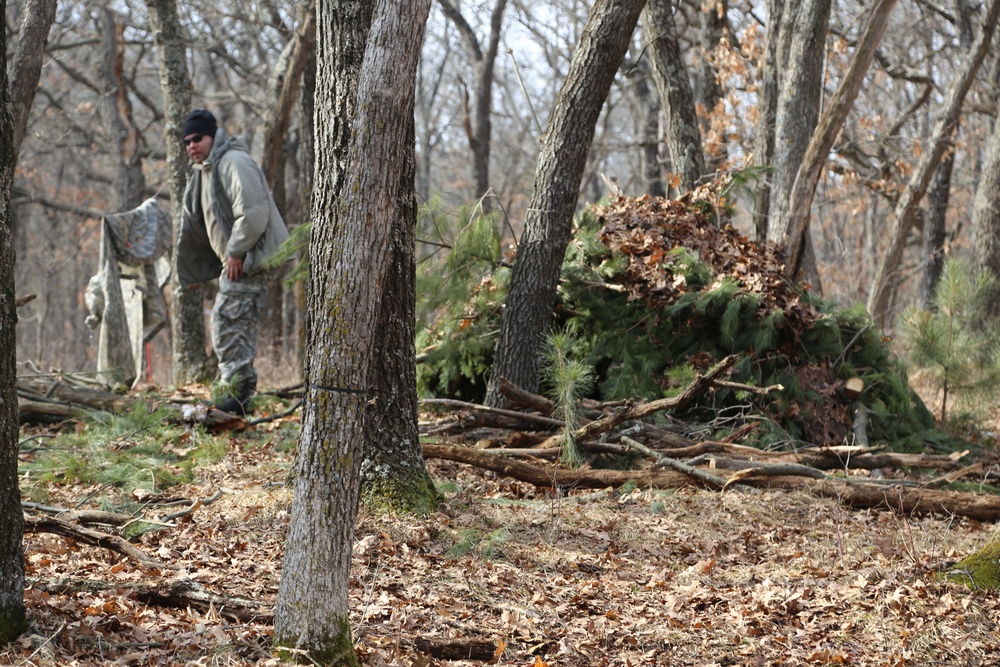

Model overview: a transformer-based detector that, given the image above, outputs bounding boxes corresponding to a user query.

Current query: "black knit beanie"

[182,109,217,138]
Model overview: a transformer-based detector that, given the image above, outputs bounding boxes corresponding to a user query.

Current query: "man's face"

[184,133,214,164]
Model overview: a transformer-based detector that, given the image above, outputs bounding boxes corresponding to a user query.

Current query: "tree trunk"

[764,0,831,244]
[867,0,1000,327]
[362,116,437,514]
[751,0,786,242]
[921,151,953,308]
[778,0,897,278]
[0,0,27,637]
[8,0,57,155]
[145,0,213,385]
[273,0,431,662]
[697,0,728,170]
[260,0,317,193]
[643,0,706,192]
[972,89,1000,318]
[437,0,508,208]
[484,0,645,406]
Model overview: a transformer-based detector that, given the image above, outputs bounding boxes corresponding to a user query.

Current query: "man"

[176,109,289,415]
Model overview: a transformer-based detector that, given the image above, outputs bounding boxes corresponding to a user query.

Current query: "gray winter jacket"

[177,129,289,286]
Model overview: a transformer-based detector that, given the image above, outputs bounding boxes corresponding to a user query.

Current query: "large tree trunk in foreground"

[273,0,431,663]
[0,0,27,637]
[867,0,1000,327]
[145,0,213,385]
[485,0,645,406]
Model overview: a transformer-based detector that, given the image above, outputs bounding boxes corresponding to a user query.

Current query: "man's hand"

[226,255,245,281]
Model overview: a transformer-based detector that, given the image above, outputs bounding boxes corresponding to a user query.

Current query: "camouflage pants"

[211,273,268,392]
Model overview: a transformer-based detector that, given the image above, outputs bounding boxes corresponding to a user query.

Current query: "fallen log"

[422,443,697,490]
[26,576,269,622]
[422,443,1000,521]
[761,476,1000,522]
[411,637,501,661]
[17,401,85,425]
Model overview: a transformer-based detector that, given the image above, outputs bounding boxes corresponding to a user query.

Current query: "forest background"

[9,0,1000,387]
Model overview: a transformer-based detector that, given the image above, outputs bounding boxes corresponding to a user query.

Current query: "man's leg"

[211,273,268,413]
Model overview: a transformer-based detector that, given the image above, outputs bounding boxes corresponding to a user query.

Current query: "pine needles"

[540,329,595,468]
[902,257,1000,422]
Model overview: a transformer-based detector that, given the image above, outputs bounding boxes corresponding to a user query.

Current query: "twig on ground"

[247,399,303,426]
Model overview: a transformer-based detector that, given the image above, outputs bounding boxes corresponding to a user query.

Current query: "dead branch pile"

[420,356,1000,521]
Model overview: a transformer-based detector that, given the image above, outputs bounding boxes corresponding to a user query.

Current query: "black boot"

[214,383,254,416]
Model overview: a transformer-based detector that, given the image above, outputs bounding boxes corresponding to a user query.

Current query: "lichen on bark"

[945,535,1000,590]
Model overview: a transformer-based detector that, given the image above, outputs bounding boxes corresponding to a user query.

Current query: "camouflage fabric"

[211,272,269,393]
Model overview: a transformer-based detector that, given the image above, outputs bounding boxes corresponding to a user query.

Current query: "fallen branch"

[26,576,269,622]
[621,436,729,489]
[422,443,1000,521]
[248,399,303,426]
[420,398,565,429]
[22,515,177,570]
[410,637,502,661]
[533,355,739,451]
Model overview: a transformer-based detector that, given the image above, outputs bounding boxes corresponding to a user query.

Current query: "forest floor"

[4,397,1000,667]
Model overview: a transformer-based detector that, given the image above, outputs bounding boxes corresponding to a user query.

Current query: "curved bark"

[485,0,645,405]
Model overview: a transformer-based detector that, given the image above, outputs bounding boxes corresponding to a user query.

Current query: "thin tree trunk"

[764,0,831,244]
[778,0,897,277]
[867,0,1000,326]
[274,1,431,662]
[0,0,27,636]
[921,151,953,308]
[972,89,1000,318]
[697,0,728,170]
[437,0,508,207]
[145,0,212,385]
[643,0,706,192]
[260,0,317,193]
[485,0,645,406]
[751,0,786,242]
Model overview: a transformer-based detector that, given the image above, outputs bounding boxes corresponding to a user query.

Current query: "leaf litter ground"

[6,414,1000,667]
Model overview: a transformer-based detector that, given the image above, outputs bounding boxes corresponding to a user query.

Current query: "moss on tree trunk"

[945,535,1000,590]
[361,472,439,515]
[275,615,359,666]
[0,609,27,644]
